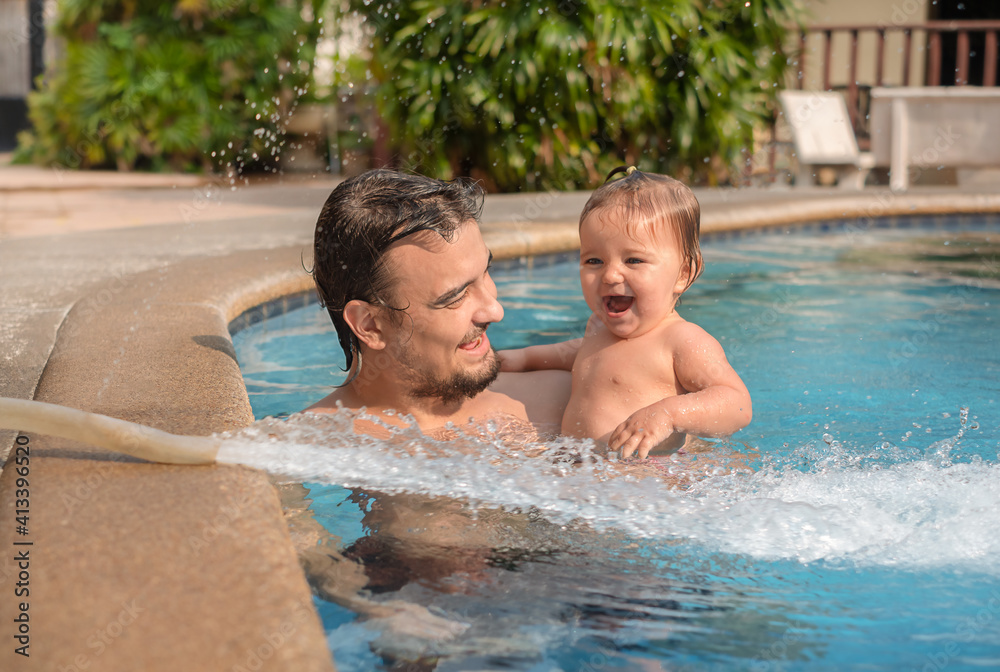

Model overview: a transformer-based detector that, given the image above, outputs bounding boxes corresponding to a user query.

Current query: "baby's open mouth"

[604,295,634,316]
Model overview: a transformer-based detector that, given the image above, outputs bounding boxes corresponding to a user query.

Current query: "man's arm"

[490,369,573,429]
[279,483,470,640]
[611,323,752,458]
[497,338,583,372]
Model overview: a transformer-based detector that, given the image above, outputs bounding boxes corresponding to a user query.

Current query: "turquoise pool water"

[232,217,1000,671]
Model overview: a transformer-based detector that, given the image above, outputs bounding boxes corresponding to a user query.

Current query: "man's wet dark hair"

[312,169,485,372]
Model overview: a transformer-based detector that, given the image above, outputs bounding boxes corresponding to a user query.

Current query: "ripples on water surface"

[231,220,1000,671]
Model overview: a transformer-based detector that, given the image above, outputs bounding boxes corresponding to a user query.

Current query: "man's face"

[379,221,504,404]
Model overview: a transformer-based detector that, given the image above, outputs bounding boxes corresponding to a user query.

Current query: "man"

[294,169,572,645]
[306,168,569,434]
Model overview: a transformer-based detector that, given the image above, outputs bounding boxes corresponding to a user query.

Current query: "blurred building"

[0,0,47,151]
[793,0,999,146]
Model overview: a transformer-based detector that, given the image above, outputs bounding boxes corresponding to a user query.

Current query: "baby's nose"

[602,265,624,284]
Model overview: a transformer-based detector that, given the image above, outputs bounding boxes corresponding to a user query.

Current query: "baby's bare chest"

[573,336,680,397]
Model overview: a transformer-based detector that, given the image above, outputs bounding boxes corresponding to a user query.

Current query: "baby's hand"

[497,349,525,372]
[609,403,676,459]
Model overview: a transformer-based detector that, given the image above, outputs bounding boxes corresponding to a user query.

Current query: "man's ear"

[343,300,386,351]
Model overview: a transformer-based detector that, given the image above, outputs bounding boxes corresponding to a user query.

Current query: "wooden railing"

[793,21,1000,145]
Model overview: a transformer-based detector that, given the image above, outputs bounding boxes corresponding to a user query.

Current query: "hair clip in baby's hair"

[604,165,641,182]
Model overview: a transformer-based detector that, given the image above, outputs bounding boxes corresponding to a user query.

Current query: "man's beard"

[399,344,502,405]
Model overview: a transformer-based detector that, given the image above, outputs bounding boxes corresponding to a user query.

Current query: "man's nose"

[477,274,504,324]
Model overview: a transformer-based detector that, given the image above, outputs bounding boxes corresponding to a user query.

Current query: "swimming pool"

[232,216,1000,670]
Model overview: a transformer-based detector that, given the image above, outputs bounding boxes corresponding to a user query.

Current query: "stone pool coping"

[1,179,999,671]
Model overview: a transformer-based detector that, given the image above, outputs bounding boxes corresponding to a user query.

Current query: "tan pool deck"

[1,154,998,671]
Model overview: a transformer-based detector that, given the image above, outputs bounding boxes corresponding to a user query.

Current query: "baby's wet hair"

[580,166,704,291]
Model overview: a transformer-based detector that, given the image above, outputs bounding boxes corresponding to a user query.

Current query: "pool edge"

[0,248,334,672]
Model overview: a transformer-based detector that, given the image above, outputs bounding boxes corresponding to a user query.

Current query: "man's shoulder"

[304,389,349,413]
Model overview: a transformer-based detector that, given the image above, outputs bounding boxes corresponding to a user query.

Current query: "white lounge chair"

[779,90,877,189]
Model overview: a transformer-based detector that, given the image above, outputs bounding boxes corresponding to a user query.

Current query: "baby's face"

[578,211,691,339]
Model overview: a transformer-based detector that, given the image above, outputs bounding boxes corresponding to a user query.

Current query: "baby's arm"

[611,323,752,459]
[498,338,583,372]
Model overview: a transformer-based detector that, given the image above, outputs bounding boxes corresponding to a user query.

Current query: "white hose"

[0,397,220,465]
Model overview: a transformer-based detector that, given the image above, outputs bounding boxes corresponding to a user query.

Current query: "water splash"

[216,409,1000,573]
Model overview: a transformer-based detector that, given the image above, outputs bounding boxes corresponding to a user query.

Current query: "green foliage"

[350,0,802,190]
[16,0,326,172]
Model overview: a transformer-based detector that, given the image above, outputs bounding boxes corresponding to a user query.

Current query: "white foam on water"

[692,451,1000,568]
[216,409,1000,574]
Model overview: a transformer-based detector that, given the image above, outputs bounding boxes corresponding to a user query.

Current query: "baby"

[499,166,751,458]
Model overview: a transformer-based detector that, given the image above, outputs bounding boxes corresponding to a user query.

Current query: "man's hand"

[301,548,468,642]
[608,402,677,459]
[365,600,470,640]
